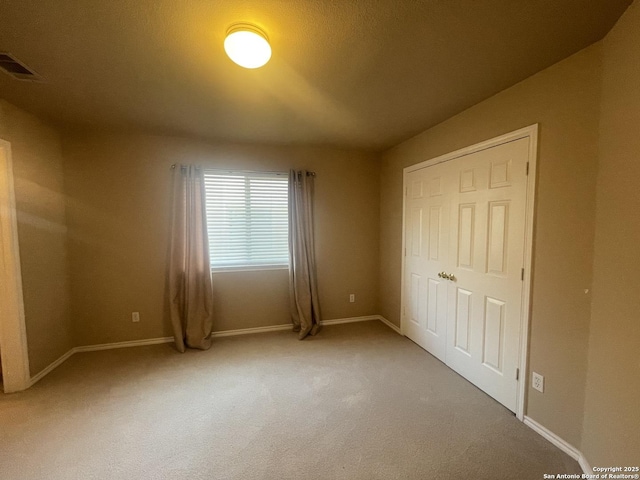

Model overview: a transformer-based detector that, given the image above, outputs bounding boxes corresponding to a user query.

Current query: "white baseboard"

[30,337,173,386]
[213,315,396,336]
[212,324,291,337]
[321,315,379,326]
[523,416,592,474]
[376,315,401,334]
[212,315,402,334]
[74,336,174,353]
[578,454,593,475]
[25,315,400,388]
[29,348,75,387]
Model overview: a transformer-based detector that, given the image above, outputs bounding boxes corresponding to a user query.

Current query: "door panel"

[454,287,472,354]
[410,207,423,257]
[428,206,441,260]
[426,278,440,334]
[487,201,510,276]
[483,296,506,373]
[457,203,475,269]
[410,273,421,326]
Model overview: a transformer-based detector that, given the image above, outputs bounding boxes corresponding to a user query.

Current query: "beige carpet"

[0,321,581,479]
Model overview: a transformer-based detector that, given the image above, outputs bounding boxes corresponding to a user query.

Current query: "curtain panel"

[288,169,321,340]
[168,165,214,352]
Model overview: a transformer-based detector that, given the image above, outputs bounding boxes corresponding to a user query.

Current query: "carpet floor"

[0,321,581,479]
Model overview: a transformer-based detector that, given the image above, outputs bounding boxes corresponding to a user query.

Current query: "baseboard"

[74,336,174,353]
[212,315,402,334]
[376,315,401,334]
[212,315,400,334]
[320,315,380,326]
[523,416,592,474]
[29,348,75,387]
[28,337,174,386]
[577,452,593,475]
[23,315,401,389]
[211,324,291,337]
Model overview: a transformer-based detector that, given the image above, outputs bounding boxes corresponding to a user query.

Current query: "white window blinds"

[204,170,289,270]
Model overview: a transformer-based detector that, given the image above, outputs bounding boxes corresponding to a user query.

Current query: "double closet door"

[403,137,529,412]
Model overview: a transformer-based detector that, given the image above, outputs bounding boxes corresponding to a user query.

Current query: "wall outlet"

[132,312,140,323]
[349,294,355,303]
[532,372,544,393]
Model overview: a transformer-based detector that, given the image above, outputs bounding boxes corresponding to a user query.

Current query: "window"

[204,170,289,270]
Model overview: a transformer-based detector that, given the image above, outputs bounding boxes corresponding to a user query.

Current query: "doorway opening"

[0,139,30,393]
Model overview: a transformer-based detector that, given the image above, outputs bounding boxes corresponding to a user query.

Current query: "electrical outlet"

[349,294,355,303]
[132,312,140,323]
[532,372,544,393]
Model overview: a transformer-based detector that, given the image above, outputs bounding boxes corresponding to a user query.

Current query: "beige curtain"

[168,165,214,352]
[288,169,321,340]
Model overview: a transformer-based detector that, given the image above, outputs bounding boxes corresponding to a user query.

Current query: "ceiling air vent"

[0,53,42,81]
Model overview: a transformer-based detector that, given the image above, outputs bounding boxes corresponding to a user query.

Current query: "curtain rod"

[170,165,316,176]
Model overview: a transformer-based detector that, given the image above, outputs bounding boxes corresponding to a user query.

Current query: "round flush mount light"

[224,23,271,69]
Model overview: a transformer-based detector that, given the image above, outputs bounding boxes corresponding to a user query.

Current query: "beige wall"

[0,100,73,376]
[379,44,602,447]
[582,1,640,465]
[62,133,380,345]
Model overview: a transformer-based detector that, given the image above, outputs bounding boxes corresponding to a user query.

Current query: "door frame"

[0,139,31,393]
[400,124,538,421]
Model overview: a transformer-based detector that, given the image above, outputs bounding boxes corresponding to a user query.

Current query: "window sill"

[211,265,289,274]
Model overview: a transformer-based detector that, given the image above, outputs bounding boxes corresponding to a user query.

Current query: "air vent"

[0,53,42,81]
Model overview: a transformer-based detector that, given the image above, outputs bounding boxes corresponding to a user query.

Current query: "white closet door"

[403,162,450,362]
[445,138,528,412]
[403,137,529,412]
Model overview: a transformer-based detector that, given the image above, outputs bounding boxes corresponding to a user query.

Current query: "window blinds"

[204,171,289,269]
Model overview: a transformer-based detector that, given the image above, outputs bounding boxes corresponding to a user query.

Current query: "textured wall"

[62,133,380,345]
[0,100,73,376]
[582,0,640,465]
[379,44,602,447]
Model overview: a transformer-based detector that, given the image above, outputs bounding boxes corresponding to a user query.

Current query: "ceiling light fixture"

[224,23,271,69]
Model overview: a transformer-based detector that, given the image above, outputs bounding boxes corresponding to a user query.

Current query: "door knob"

[438,272,456,281]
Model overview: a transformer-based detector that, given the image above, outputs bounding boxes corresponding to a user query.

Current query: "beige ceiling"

[0,0,631,150]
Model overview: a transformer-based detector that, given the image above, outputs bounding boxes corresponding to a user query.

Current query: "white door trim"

[0,139,31,393]
[400,124,539,421]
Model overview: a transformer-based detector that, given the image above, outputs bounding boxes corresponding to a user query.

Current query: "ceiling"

[0,0,631,151]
